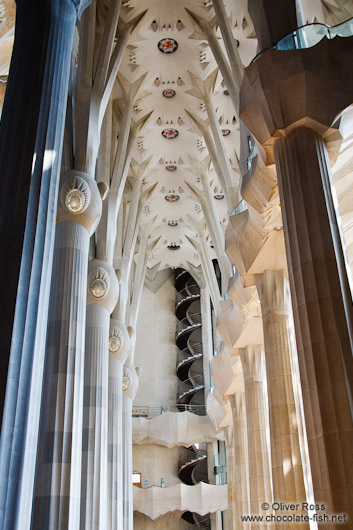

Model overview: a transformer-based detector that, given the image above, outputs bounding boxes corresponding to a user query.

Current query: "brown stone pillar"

[240,34,353,524]
[255,269,309,529]
[274,126,353,522]
[247,0,297,50]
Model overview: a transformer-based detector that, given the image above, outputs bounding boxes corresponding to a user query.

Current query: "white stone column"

[255,270,310,528]
[201,286,213,399]
[187,231,220,311]
[122,362,140,530]
[240,345,273,529]
[211,0,244,89]
[108,320,133,530]
[0,3,91,529]
[33,171,103,530]
[80,259,119,530]
[229,393,250,530]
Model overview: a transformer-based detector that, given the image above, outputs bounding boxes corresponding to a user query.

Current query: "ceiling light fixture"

[158,38,178,53]
[162,128,179,139]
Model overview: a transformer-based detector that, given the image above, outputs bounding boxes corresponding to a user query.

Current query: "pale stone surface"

[132,411,224,447]
[133,482,228,520]
[133,443,180,490]
[134,279,178,408]
[133,511,181,530]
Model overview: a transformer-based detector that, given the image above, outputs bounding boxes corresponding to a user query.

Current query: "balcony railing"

[252,17,353,63]
[132,404,206,417]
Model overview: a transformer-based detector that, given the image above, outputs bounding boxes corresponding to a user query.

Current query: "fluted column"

[240,345,272,529]
[0,2,90,528]
[33,172,102,530]
[274,127,353,519]
[108,320,133,530]
[229,394,250,530]
[224,426,237,530]
[122,361,140,530]
[80,259,119,530]
[255,269,309,528]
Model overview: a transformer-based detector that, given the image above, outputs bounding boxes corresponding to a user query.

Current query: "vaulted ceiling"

[98,0,257,271]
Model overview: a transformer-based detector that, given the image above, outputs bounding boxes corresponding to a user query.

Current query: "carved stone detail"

[86,259,119,312]
[88,267,110,299]
[60,175,91,215]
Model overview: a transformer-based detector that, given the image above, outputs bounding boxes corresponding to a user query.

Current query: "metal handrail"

[177,374,204,398]
[179,447,207,468]
[177,343,203,367]
[177,350,202,368]
[175,269,188,282]
[176,313,202,336]
[176,284,200,306]
[132,404,206,417]
[187,339,202,355]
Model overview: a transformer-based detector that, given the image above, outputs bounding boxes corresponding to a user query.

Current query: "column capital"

[109,319,134,364]
[240,35,353,163]
[123,361,141,400]
[57,170,105,234]
[87,258,120,312]
[254,268,290,317]
[229,391,246,418]
[240,344,266,382]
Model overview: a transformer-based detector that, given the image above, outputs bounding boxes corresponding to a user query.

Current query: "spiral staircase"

[175,270,211,529]
[182,512,211,530]
[179,444,211,530]
[175,269,205,410]
[178,444,209,486]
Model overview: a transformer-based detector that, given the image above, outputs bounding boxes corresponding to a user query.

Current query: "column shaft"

[240,346,272,529]
[33,221,90,530]
[224,429,237,530]
[274,127,353,518]
[255,269,309,528]
[0,2,85,528]
[108,358,123,530]
[229,393,250,530]
[122,395,133,530]
[81,304,110,530]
